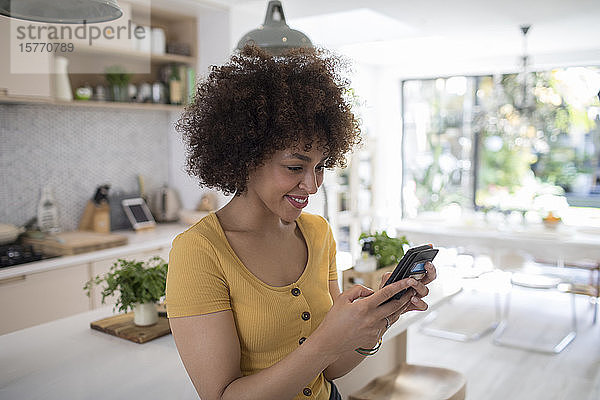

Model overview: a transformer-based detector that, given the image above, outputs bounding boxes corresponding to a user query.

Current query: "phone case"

[406,248,439,279]
[383,244,432,288]
[382,247,438,304]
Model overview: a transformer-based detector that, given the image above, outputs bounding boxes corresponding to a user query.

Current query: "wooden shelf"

[68,44,196,65]
[1,1,198,103]
[0,95,184,112]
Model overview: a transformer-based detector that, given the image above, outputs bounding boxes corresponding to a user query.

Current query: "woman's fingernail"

[412,296,419,304]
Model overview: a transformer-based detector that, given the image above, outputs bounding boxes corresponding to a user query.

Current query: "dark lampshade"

[0,0,123,24]
[236,1,312,55]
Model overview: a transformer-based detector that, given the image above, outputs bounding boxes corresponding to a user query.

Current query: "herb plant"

[84,256,168,313]
[359,231,409,269]
[104,65,131,87]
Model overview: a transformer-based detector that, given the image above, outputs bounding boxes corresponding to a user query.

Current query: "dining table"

[395,216,600,322]
[396,217,600,266]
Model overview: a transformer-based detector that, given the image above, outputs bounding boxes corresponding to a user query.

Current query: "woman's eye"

[287,165,324,173]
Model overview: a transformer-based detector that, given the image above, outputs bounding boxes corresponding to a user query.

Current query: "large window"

[401,67,600,217]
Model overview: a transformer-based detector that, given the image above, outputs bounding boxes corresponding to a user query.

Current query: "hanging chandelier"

[514,24,536,115]
[481,25,539,147]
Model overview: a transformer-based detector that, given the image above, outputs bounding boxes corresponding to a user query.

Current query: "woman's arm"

[170,278,423,400]
[170,311,337,400]
[322,280,375,381]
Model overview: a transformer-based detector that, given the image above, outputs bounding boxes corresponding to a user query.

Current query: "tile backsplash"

[0,103,171,231]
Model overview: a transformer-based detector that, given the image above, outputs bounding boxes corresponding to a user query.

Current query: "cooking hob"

[0,243,59,268]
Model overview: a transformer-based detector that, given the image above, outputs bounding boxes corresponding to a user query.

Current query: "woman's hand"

[311,270,433,356]
[378,261,437,328]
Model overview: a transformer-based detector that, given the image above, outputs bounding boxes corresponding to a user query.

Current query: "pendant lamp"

[515,24,536,115]
[0,0,123,24]
[236,0,312,55]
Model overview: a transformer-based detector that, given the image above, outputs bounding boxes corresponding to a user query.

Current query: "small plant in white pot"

[84,256,168,326]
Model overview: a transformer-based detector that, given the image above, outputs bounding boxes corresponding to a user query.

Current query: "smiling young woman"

[166,44,437,400]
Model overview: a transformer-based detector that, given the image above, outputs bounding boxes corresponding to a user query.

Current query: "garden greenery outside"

[402,67,600,221]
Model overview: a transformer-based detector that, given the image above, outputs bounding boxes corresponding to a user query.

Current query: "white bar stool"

[492,270,577,353]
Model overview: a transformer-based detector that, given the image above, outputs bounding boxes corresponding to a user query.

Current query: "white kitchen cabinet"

[0,263,90,335]
[0,222,180,335]
[0,246,171,334]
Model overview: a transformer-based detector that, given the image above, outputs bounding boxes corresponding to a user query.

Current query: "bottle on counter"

[354,239,378,272]
[37,185,61,233]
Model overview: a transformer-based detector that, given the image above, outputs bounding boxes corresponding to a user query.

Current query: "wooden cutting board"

[90,312,171,344]
[22,231,128,256]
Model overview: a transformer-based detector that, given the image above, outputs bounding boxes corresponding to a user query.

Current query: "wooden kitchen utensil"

[78,200,96,231]
[93,203,110,233]
[79,200,111,233]
[80,185,112,233]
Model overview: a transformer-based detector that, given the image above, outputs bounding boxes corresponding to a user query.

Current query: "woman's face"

[246,145,327,223]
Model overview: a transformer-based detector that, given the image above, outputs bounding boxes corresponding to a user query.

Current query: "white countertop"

[0,223,190,280]
[0,307,198,400]
[0,275,460,400]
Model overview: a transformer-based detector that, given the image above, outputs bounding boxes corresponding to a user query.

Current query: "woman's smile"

[285,194,309,209]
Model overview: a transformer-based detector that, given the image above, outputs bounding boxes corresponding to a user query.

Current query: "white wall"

[168,6,233,211]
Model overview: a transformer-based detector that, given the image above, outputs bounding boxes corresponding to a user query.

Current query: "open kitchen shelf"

[0,0,197,108]
[0,94,184,112]
[327,135,376,263]
[68,44,196,65]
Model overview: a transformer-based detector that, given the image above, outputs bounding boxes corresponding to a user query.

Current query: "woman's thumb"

[340,284,374,303]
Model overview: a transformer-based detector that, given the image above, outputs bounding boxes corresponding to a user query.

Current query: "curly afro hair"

[176,44,362,195]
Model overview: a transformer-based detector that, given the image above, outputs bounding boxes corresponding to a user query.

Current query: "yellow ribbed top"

[166,212,337,400]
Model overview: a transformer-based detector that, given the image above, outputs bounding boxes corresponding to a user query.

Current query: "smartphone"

[381,245,438,304]
[383,244,432,287]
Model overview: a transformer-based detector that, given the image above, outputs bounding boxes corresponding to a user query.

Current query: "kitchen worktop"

[0,275,461,400]
[0,223,190,280]
[0,306,198,400]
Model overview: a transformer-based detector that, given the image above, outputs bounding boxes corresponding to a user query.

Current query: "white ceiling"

[210,0,600,76]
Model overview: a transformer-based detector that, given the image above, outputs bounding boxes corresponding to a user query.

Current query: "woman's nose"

[299,171,318,194]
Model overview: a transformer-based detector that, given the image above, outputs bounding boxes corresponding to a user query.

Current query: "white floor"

[406,269,600,400]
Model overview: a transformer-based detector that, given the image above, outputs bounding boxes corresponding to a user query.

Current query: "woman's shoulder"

[172,212,222,250]
[169,213,230,276]
[298,212,331,235]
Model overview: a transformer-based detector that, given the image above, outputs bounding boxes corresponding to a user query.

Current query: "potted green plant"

[84,256,168,326]
[105,65,131,102]
[359,231,409,269]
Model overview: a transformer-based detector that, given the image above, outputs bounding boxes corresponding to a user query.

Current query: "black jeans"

[329,381,342,400]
